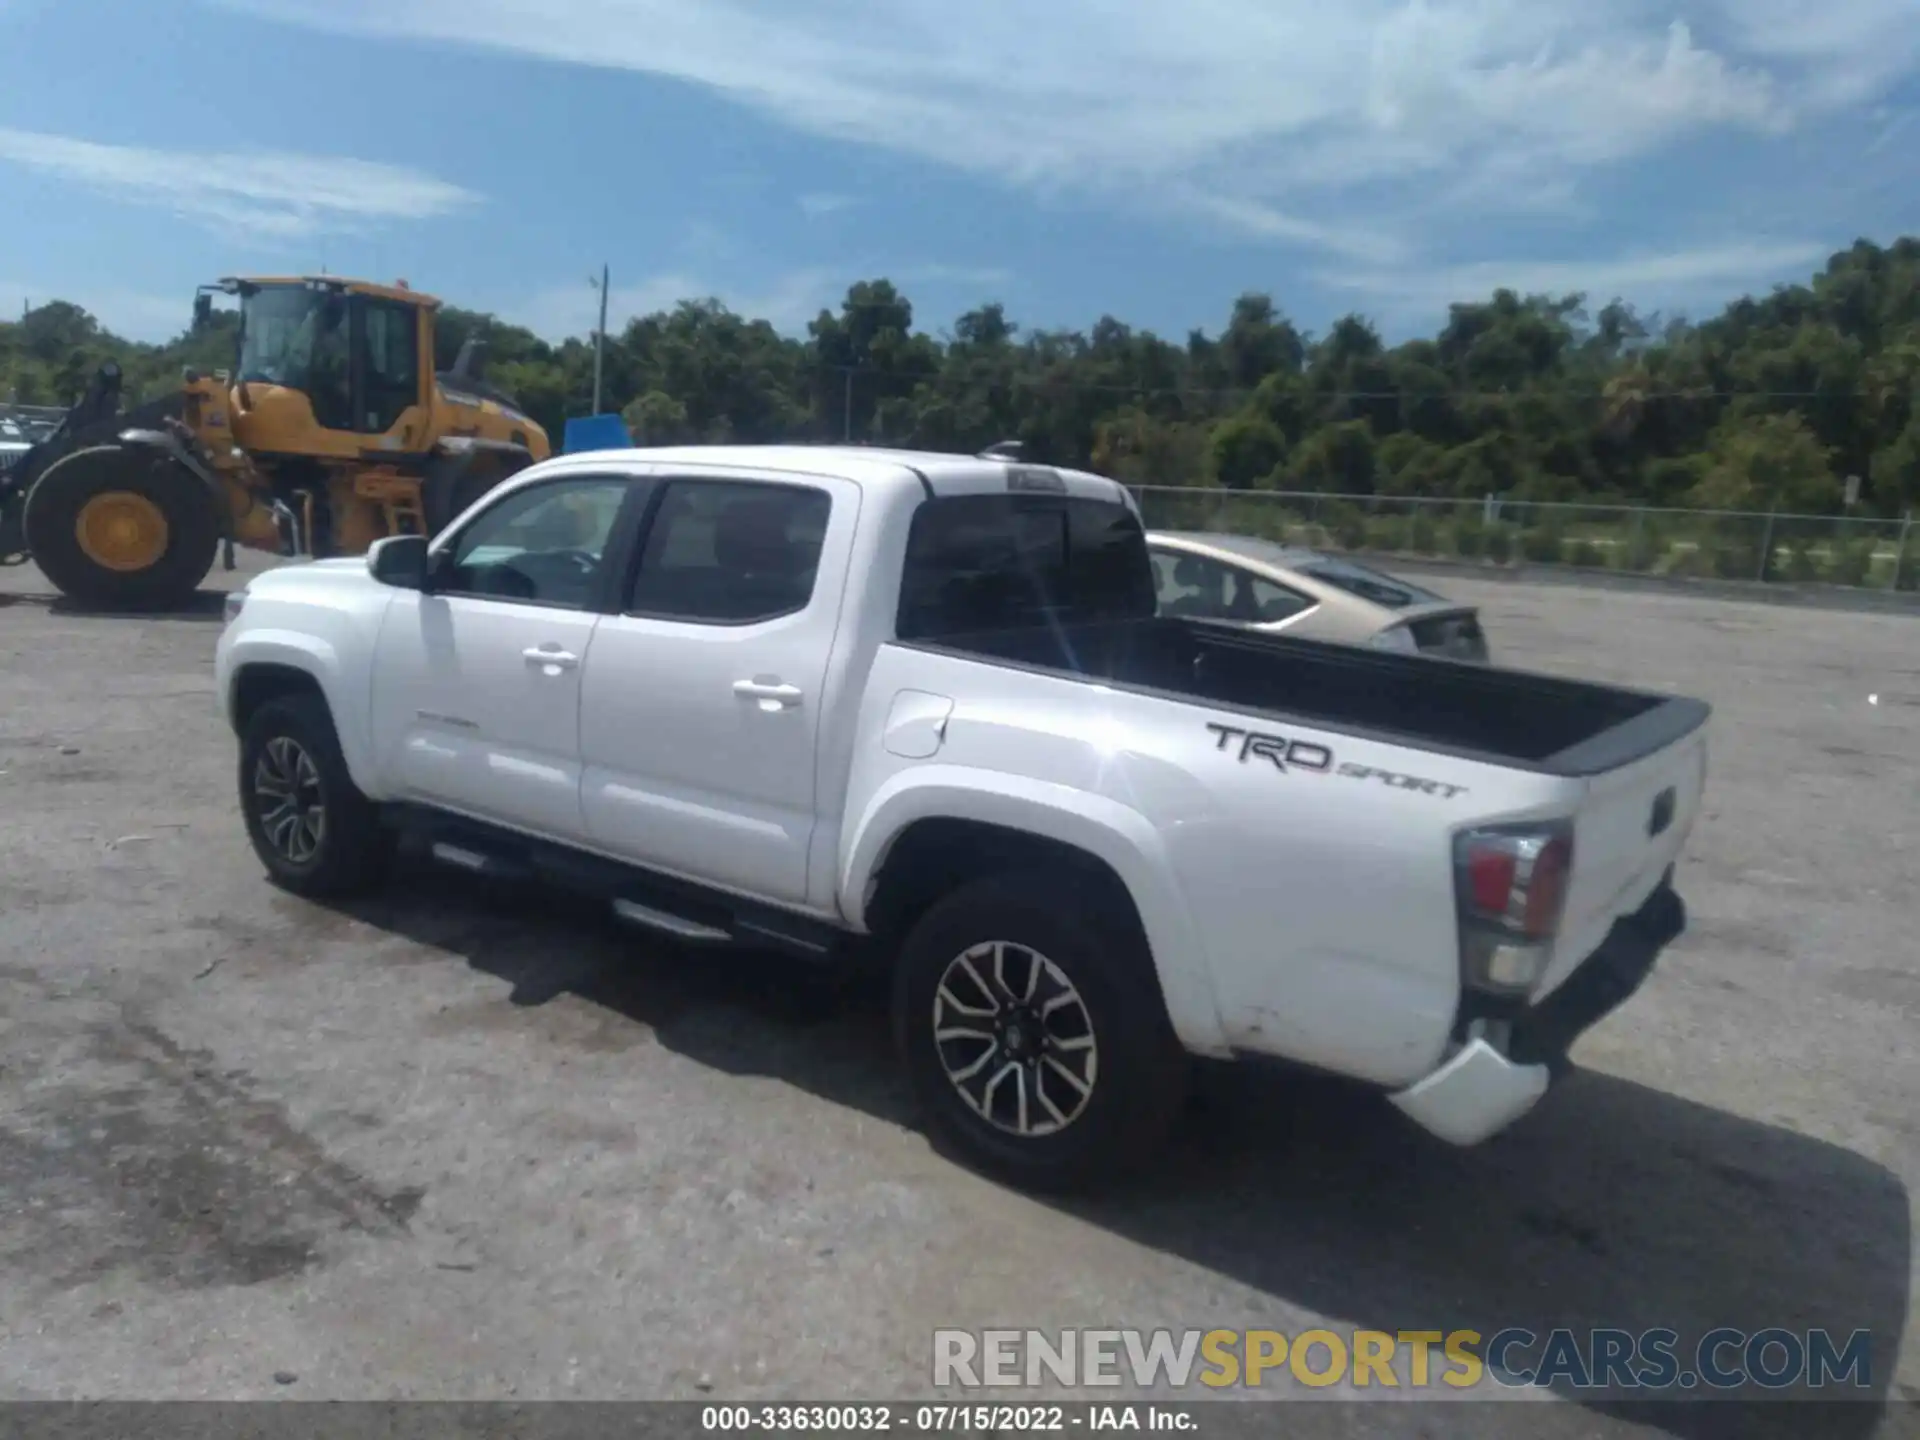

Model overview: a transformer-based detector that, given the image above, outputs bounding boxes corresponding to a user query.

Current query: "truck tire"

[238,693,392,899]
[894,872,1189,1192]
[22,445,219,611]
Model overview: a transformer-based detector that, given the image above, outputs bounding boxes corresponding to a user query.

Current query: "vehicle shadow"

[329,857,1912,1440]
[47,588,232,621]
[0,587,230,621]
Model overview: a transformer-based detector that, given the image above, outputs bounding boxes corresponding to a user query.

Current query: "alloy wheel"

[252,735,326,864]
[930,940,1099,1137]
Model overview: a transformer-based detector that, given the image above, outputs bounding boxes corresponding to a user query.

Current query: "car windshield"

[237,286,341,389]
[1296,555,1448,609]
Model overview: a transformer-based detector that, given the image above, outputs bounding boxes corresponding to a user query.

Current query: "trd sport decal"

[1205,723,1332,774]
[1336,762,1470,800]
[1206,723,1469,799]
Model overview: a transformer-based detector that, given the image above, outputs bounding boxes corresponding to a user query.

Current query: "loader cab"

[229,279,430,447]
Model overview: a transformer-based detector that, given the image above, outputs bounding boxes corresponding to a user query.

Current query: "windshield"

[237,286,344,389]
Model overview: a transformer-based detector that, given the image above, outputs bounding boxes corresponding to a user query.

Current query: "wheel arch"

[223,643,377,794]
[844,773,1230,1056]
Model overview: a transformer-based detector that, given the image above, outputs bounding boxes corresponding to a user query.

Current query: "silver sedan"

[1146,529,1491,662]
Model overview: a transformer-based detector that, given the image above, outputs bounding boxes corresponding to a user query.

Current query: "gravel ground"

[0,553,1914,1439]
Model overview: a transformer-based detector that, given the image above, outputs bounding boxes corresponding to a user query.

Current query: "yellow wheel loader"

[0,276,551,610]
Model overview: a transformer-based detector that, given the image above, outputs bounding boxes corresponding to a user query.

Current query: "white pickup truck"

[215,444,1710,1190]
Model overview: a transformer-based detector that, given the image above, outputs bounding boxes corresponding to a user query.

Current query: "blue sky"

[1,0,1916,346]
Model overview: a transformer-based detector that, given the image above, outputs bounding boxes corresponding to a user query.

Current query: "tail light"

[1453,823,1574,995]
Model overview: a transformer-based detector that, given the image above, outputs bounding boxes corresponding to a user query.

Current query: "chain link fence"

[1127,487,1919,594]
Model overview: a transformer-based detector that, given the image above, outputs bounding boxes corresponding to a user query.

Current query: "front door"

[367,472,638,841]
[579,471,858,906]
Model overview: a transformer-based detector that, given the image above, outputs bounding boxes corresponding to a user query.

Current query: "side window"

[1149,551,1185,608]
[1244,574,1314,623]
[627,479,831,624]
[1153,551,1238,619]
[438,476,631,608]
[1154,551,1315,624]
[360,300,420,433]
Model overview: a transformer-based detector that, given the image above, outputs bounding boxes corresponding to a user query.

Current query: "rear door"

[578,470,860,906]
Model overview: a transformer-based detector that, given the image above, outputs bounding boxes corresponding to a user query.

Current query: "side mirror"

[192,293,213,332]
[368,534,430,589]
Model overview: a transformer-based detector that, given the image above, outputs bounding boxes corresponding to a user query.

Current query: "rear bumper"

[1389,881,1687,1146]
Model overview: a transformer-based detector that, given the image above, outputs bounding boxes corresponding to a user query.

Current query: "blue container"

[563,413,632,454]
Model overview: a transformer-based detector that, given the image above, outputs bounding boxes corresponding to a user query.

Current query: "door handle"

[733,678,803,709]
[523,645,580,672]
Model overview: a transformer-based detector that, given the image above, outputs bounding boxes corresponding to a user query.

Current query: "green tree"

[1690,412,1838,513]
[8,237,1920,533]
[1208,414,1287,489]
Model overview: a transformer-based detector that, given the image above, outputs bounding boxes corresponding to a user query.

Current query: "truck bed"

[908,616,1710,776]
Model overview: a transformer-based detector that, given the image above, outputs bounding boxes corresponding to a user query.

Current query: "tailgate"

[1538,723,1709,999]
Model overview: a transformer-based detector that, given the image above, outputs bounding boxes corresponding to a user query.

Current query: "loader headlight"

[223,589,247,624]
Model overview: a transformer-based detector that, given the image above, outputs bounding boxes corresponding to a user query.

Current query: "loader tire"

[423,452,524,537]
[23,445,220,611]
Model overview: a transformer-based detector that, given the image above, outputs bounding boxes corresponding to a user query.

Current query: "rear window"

[897,494,1158,639]
[1297,556,1447,609]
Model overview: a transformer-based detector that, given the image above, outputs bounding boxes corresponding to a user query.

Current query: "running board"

[429,840,532,881]
[611,897,732,945]
[393,803,850,971]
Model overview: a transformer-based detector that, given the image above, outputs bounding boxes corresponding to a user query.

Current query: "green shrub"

[1450,515,1487,559]
[1829,539,1875,587]
[1664,545,1706,577]
[1785,543,1822,583]
[1366,515,1408,551]
[1520,525,1565,564]
[1408,510,1439,554]
[1327,504,1367,551]
[1623,519,1666,572]
[1566,538,1605,568]
[1485,525,1515,564]
[1710,540,1762,579]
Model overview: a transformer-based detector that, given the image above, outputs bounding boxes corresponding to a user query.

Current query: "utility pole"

[591,263,609,415]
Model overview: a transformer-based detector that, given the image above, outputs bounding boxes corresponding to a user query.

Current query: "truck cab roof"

[534,443,1135,507]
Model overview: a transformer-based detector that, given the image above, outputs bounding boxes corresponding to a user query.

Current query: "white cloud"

[0,127,479,239]
[798,192,855,217]
[1702,0,1920,108]
[1317,239,1833,325]
[510,267,844,341]
[214,0,1916,261]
